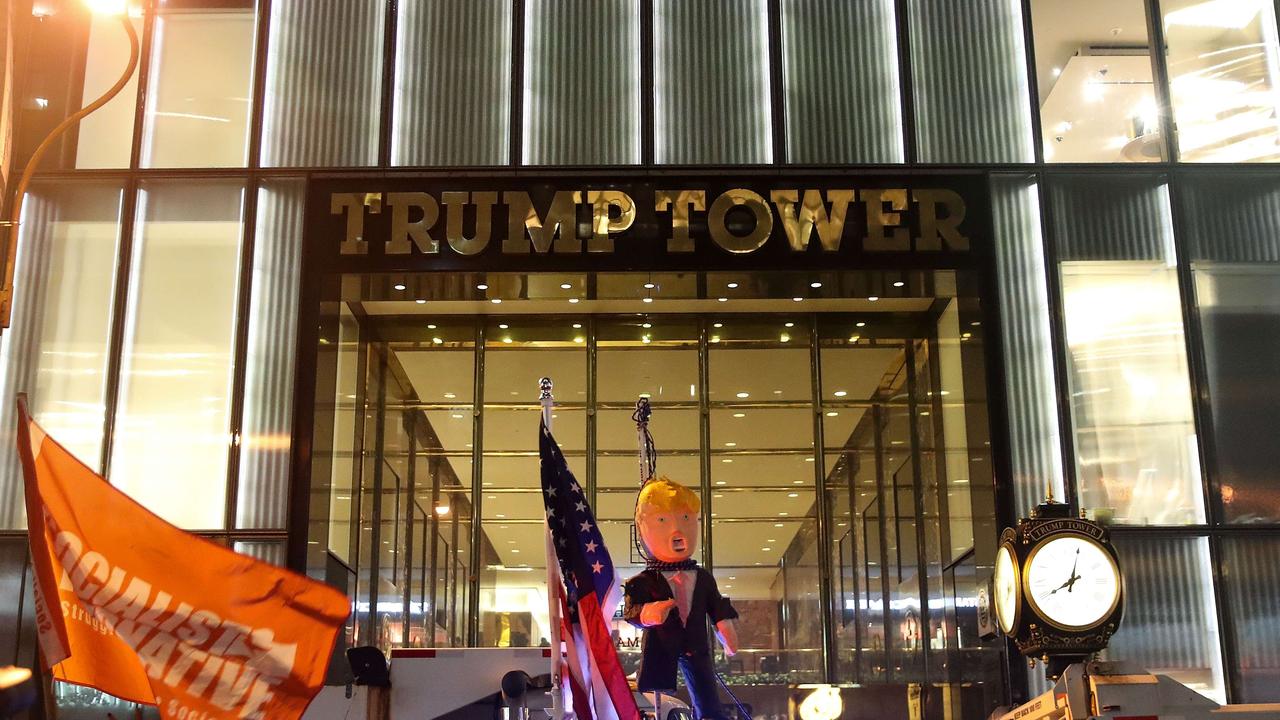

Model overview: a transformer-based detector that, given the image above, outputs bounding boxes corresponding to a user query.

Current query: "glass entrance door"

[304,268,1002,708]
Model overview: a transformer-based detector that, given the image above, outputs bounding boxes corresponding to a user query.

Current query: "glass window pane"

[1050,176,1204,525]
[524,0,639,165]
[261,0,384,167]
[654,0,773,164]
[73,13,143,169]
[111,181,245,529]
[1163,0,1280,162]
[1182,174,1280,523]
[991,176,1065,515]
[907,0,1035,162]
[1106,535,1225,704]
[478,320,585,647]
[141,4,256,167]
[1221,537,1280,702]
[237,180,305,529]
[393,0,511,166]
[0,183,122,530]
[781,0,904,163]
[1030,0,1164,163]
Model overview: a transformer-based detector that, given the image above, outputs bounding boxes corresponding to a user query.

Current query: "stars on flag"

[584,540,598,553]
[580,520,593,533]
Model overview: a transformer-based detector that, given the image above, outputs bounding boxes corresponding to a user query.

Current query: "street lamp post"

[0,0,142,330]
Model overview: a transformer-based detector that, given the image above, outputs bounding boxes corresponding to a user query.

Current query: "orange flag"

[15,397,350,719]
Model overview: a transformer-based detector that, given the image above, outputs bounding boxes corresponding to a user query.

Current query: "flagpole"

[540,377,565,720]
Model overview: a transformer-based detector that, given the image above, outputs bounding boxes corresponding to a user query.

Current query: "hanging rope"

[632,396,657,484]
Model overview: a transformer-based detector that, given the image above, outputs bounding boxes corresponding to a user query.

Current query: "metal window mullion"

[127,0,158,171]
[639,0,655,165]
[586,315,598,501]
[223,177,260,532]
[697,317,712,570]
[366,354,388,646]
[808,314,835,683]
[1165,173,1238,702]
[1145,0,1180,162]
[508,0,525,166]
[97,177,141,478]
[1018,0,1045,164]
[377,0,399,167]
[1034,173,1081,512]
[403,426,417,647]
[766,0,786,165]
[904,341,932,688]
[871,404,892,682]
[247,0,273,169]
[892,0,919,164]
[466,320,485,647]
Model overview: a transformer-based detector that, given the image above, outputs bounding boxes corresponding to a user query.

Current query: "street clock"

[991,501,1123,677]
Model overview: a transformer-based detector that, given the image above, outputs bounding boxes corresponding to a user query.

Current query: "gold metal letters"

[331,186,970,257]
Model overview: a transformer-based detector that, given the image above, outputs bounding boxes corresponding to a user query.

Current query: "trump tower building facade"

[3,0,1280,717]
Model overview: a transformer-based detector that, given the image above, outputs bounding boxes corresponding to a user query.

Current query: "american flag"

[540,420,640,720]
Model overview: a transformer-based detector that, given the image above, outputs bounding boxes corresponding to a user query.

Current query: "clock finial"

[1045,476,1055,504]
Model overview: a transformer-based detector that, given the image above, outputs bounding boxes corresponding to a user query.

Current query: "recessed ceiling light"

[810,281,822,288]
[793,480,803,484]
[574,336,584,343]
[1052,66,1062,76]
[642,323,652,328]
[717,297,728,302]
[644,282,656,289]
[713,493,723,499]
[572,323,582,329]
[788,493,799,498]
[642,335,651,344]
[510,548,519,553]
[477,283,488,290]
[716,480,727,485]
[761,547,771,552]
[826,411,839,417]
[394,283,406,291]
[491,298,502,304]
[833,390,847,397]
[793,297,803,302]
[779,334,790,343]
[893,281,905,288]
[733,413,745,418]
[444,392,456,399]
[710,335,720,343]
[560,283,572,289]
[778,512,789,516]
[502,337,512,343]
[774,523,784,528]
[725,442,736,447]
[855,322,866,328]
[415,299,426,304]
[642,297,654,304]
[721,459,732,464]
[451,414,463,419]
[713,323,723,328]
[432,337,443,344]
[427,324,437,329]
[736,392,749,398]
[804,458,814,463]
[727,282,739,289]
[568,298,580,304]
[784,322,794,328]
[499,324,509,329]
[868,296,879,302]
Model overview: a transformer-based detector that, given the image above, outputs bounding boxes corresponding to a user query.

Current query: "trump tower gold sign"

[307,174,991,273]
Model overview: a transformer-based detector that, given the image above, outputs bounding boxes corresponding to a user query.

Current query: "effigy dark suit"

[623,566,739,720]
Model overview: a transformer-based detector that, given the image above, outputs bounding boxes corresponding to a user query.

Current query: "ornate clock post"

[991,500,1124,679]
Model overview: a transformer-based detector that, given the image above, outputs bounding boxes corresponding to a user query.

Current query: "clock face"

[1025,535,1121,631]
[993,543,1019,635]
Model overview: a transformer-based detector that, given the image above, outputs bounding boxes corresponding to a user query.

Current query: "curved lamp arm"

[0,13,140,328]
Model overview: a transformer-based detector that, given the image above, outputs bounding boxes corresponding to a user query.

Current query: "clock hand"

[1066,548,1081,592]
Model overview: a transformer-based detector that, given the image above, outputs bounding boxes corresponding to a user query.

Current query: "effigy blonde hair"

[635,476,701,515]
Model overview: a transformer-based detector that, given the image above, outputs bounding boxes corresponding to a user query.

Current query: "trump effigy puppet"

[623,477,739,720]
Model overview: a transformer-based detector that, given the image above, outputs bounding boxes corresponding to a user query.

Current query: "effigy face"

[635,478,700,563]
